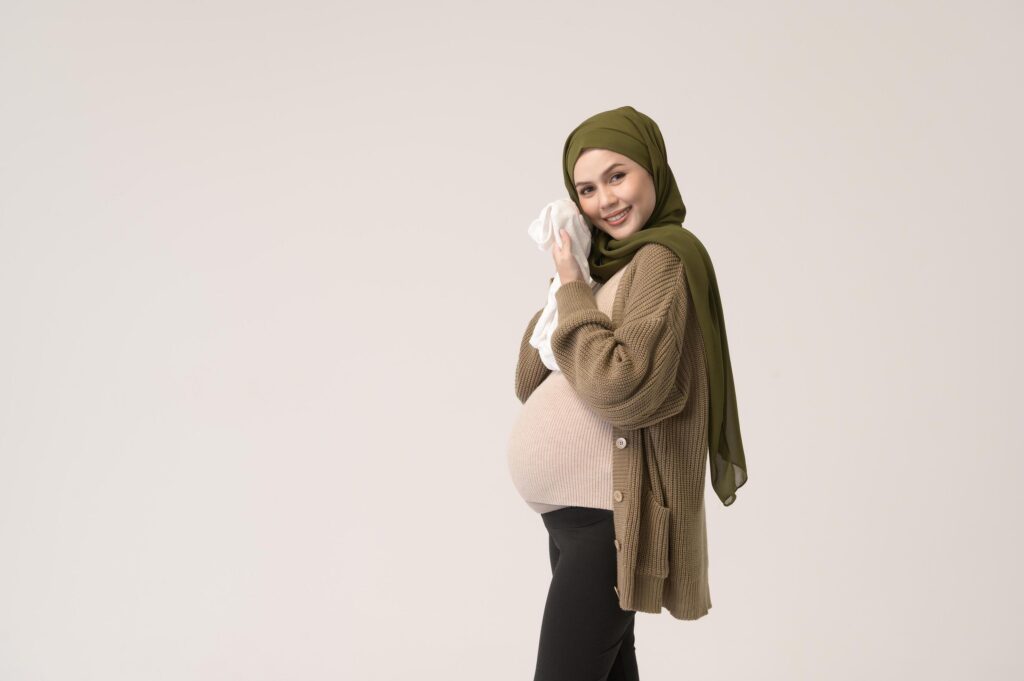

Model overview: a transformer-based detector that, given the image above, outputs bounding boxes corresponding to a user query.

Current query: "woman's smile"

[604,206,631,226]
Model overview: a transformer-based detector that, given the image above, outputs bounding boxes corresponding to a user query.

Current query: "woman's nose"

[599,188,619,209]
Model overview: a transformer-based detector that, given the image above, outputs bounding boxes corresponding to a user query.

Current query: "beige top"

[512,243,713,620]
[506,267,628,514]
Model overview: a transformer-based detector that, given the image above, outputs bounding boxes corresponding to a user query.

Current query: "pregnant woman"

[507,106,749,681]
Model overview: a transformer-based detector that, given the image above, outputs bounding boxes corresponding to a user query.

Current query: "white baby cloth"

[526,198,600,371]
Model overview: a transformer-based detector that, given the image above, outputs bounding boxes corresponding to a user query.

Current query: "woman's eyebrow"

[575,163,626,189]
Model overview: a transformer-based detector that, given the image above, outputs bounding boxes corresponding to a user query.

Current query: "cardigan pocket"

[635,488,671,578]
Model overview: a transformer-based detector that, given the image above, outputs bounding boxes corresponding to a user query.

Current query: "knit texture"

[507,266,626,513]
[513,242,712,620]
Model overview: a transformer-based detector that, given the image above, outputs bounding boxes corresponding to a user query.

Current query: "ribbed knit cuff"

[554,280,599,317]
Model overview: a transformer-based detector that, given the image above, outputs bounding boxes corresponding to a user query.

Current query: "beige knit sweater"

[513,242,712,620]
[506,264,627,514]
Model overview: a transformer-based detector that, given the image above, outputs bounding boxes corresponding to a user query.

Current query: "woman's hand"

[552,228,585,284]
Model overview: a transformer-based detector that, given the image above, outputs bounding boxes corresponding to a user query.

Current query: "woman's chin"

[606,224,639,239]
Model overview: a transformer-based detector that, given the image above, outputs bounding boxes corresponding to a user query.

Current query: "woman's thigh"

[535,507,638,681]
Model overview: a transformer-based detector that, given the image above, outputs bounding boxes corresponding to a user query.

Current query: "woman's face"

[572,148,656,239]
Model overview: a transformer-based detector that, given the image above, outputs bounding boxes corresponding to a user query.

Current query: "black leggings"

[533,506,640,681]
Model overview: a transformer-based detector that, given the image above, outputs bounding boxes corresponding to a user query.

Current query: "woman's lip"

[605,207,631,224]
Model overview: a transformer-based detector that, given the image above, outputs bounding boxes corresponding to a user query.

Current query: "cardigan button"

[613,585,620,598]
[615,437,628,449]
[613,539,620,551]
[613,490,623,502]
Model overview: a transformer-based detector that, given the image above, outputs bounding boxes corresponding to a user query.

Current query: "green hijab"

[562,105,748,507]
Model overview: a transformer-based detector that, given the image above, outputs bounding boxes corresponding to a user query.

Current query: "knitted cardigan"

[514,242,712,620]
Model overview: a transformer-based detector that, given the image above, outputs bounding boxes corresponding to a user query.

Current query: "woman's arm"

[514,305,553,404]
[550,243,689,430]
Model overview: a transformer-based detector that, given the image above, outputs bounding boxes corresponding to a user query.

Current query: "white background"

[1,1,1021,679]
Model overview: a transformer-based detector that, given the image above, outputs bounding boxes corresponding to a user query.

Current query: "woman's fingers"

[552,229,584,283]
[553,228,572,256]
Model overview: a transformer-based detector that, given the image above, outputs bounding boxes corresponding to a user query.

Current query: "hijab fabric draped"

[562,105,748,507]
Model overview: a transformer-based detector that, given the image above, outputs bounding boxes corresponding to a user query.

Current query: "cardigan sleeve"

[514,305,553,404]
[550,243,689,430]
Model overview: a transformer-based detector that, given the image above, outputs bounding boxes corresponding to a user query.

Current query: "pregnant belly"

[506,372,613,504]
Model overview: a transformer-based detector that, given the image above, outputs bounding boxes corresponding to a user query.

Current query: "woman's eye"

[579,174,622,196]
